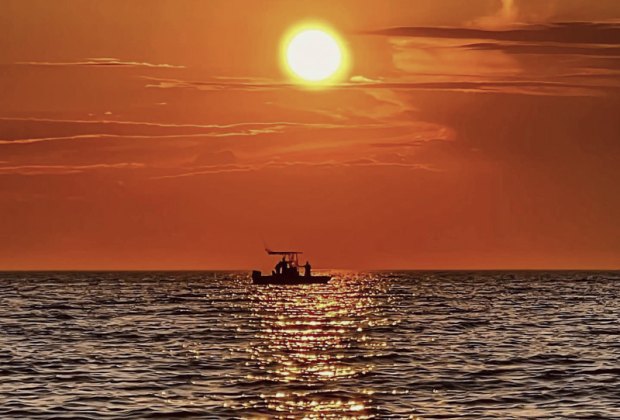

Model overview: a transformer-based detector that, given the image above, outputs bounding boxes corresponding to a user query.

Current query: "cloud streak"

[0,162,145,176]
[0,116,377,145]
[364,22,620,45]
[143,76,615,97]
[461,42,620,57]
[355,20,620,98]
[0,116,346,130]
[15,57,185,69]
[153,159,434,180]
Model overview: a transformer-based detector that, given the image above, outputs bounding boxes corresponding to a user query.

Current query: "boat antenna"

[260,235,272,254]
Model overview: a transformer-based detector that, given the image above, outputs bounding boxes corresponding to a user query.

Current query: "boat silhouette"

[252,249,331,285]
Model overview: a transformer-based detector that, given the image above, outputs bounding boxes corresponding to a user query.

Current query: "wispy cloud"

[0,116,342,130]
[356,20,620,98]
[0,133,266,145]
[461,42,620,57]
[153,159,434,180]
[15,57,185,69]
[143,76,290,91]
[348,80,617,96]
[0,116,368,145]
[0,162,145,176]
[0,130,287,146]
[143,76,614,97]
[364,22,620,45]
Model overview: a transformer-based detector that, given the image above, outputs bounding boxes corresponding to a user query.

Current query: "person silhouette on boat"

[303,261,312,277]
[275,256,288,275]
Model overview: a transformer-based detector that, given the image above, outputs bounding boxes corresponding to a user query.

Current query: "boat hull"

[252,271,330,285]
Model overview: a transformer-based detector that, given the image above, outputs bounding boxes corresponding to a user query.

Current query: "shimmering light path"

[1,272,619,418]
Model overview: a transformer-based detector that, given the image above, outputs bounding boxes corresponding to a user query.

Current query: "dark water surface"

[1,271,619,418]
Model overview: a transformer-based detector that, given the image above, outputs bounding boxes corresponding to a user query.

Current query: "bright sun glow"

[282,25,347,84]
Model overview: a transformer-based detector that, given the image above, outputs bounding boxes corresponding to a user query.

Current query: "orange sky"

[1,0,619,270]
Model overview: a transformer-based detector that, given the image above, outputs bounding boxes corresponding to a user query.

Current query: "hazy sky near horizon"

[1,0,619,269]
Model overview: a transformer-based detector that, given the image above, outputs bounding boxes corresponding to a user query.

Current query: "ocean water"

[0,271,619,419]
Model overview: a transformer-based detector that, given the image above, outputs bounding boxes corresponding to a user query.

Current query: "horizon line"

[0,268,619,273]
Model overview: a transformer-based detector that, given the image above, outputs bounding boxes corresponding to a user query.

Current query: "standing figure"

[303,261,312,277]
[275,256,287,275]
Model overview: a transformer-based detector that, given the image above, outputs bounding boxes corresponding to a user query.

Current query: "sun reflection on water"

[244,275,388,418]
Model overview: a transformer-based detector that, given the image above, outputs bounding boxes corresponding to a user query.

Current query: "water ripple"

[0,271,619,418]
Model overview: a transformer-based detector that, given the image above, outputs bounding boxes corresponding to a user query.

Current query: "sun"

[286,30,341,82]
[282,24,348,85]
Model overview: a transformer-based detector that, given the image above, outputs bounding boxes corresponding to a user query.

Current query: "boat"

[252,249,331,285]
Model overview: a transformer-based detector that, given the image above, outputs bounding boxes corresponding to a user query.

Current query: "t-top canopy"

[266,248,303,255]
